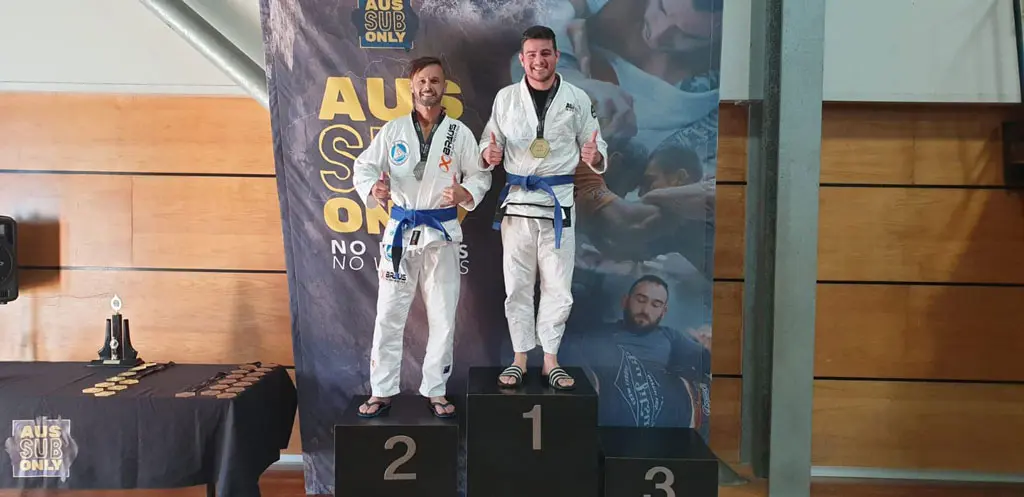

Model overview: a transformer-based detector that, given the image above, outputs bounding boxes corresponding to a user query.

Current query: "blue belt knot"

[492,173,575,248]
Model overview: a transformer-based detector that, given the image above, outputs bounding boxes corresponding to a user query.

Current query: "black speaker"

[0,216,18,304]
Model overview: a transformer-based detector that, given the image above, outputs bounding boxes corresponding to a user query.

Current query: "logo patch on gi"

[591,104,598,118]
[389,141,409,166]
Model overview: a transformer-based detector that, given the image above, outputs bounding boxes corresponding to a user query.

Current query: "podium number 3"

[383,435,416,481]
[644,466,675,497]
[523,404,541,450]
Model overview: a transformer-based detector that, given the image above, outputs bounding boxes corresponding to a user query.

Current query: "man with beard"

[481,25,608,391]
[353,56,492,418]
[560,274,710,428]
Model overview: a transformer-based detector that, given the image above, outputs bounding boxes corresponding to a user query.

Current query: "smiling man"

[481,25,609,392]
[352,56,492,419]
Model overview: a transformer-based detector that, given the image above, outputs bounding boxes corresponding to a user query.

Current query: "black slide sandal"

[428,400,456,418]
[497,364,525,388]
[357,399,392,418]
[544,367,575,391]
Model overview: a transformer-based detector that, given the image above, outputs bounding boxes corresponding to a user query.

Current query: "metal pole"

[138,0,269,110]
[742,0,825,495]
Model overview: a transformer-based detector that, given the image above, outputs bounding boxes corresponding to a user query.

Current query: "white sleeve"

[458,126,491,211]
[353,124,390,207]
[576,90,609,174]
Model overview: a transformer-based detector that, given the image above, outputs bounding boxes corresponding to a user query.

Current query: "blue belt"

[492,173,575,249]
[388,205,458,272]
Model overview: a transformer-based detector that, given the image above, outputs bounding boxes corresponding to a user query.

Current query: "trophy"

[89,294,143,367]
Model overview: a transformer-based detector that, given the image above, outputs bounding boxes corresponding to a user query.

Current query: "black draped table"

[0,361,297,497]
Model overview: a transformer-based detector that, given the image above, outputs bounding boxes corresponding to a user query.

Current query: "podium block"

[334,394,459,497]
[466,366,599,497]
[599,426,718,497]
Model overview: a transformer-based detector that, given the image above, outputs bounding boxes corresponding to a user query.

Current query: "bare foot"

[358,396,390,415]
[499,353,529,386]
[429,396,455,416]
[543,354,574,389]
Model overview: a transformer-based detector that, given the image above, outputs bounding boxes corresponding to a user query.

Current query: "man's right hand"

[371,171,391,205]
[483,132,503,166]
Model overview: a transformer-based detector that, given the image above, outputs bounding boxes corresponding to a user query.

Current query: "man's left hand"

[581,130,602,167]
[441,175,472,207]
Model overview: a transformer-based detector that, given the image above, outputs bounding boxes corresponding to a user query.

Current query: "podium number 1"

[523,404,541,450]
[643,466,675,497]
[383,435,416,481]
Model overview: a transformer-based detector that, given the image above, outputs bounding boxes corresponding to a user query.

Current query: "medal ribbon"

[411,109,446,175]
[533,76,560,140]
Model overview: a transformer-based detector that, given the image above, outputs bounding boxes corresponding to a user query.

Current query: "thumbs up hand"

[441,174,471,207]
[483,131,503,167]
[372,171,391,205]
[581,130,602,166]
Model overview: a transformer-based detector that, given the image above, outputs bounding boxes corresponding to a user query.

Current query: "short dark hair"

[628,274,669,298]
[520,25,557,52]
[407,56,444,79]
[648,145,703,184]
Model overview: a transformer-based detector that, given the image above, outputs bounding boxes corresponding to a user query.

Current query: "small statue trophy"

[89,294,143,367]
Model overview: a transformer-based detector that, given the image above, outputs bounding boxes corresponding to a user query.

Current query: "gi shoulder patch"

[591,103,598,118]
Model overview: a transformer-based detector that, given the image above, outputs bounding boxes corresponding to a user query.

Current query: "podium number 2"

[383,435,416,481]
[644,466,675,497]
[523,404,541,450]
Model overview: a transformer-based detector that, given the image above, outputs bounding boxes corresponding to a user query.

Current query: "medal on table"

[412,108,445,181]
[529,76,559,159]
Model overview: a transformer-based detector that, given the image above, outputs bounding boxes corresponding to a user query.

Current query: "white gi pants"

[501,210,575,355]
[370,242,460,398]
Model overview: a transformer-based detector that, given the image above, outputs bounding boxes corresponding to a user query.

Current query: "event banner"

[258,0,723,493]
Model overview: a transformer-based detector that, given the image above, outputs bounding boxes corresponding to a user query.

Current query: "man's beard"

[415,92,441,107]
[624,309,660,331]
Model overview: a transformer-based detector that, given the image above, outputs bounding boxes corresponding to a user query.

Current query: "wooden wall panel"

[0,93,274,175]
[0,173,133,267]
[818,188,1024,284]
[131,176,285,270]
[816,284,1024,381]
[714,184,746,279]
[712,282,742,375]
[820,104,1016,186]
[717,103,747,183]
[0,269,293,365]
[812,380,1024,473]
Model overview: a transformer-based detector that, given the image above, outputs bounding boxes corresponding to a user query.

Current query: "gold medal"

[119,379,139,385]
[175,392,196,398]
[144,362,157,367]
[130,365,147,372]
[529,138,550,158]
[108,385,128,391]
[95,382,114,388]
[82,387,103,394]
[118,371,136,377]
[217,393,238,400]
[106,376,122,382]
[94,391,116,397]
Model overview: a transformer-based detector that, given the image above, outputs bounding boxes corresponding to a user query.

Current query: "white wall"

[0,0,1020,103]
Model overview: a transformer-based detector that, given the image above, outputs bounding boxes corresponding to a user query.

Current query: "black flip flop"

[544,367,575,391]
[497,364,525,388]
[357,399,392,418]
[428,400,456,418]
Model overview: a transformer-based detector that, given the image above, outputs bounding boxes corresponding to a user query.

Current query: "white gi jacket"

[354,112,492,251]
[480,74,609,221]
